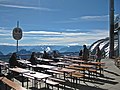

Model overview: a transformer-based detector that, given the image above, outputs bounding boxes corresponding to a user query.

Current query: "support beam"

[109,0,114,58]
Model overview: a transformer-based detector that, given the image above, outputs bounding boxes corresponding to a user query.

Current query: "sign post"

[12,21,22,53]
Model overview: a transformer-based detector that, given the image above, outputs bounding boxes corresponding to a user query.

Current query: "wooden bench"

[23,74,59,89]
[88,69,97,77]
[43,78,59,90]
[23,74,35,89]
[49,77,65,83]
[0,77,27,90]
[66,66,85,71]
[71,71,85,84]
[47,70,63,78]
[66,66,85,75]
[48,77,66,89]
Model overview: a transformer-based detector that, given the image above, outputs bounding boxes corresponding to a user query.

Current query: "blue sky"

[0,0,119,46]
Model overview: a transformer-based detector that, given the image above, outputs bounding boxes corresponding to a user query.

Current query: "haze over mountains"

[0,45,82,55]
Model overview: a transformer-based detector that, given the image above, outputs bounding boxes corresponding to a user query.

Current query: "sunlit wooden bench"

[0,77,27,90]
[43,78,60,90]
[71,71,85,84]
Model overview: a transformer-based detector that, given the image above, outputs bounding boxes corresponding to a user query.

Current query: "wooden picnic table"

[56,68,76,80]
[27,64,57,72]
[55,67,76,88]
[9,67,30,86]
[23,71,51,88]
[89,62,105,75]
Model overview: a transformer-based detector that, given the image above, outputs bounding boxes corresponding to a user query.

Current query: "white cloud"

[0,3,53,11]
[0,43,15,46]
[0,28,10,32]
[80,15,109,21]
[0,34,10,36]
[0,27,5,29]
[65,29,81,32]
[55,15,109,23]
[0,28,109,46]
[24,30,87,37]
[24,31,63,38]
[24,31,61,35]
[0,28,12,36]
[68,43,79,46]
[23,29,108,45]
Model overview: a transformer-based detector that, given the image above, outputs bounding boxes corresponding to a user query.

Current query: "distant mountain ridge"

[0,45,82,55]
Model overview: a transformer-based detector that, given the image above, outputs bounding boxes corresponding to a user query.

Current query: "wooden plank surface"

[0,77,27,90]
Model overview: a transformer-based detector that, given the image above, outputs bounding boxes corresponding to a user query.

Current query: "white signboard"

[13,27,22,40]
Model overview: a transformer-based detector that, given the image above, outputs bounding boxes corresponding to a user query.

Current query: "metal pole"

[16,21,19,54]
[17,21,19,28]
[118,30,120,56]
[17,40,18,54]
[109,0,114,58]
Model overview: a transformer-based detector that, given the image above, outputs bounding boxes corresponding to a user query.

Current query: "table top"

[71,64,94,68]
[24,71,51,79]
[63,56,82,60]
[89,62,105,65]
[27,64,56,69]
[37,58,53,62]
[9,67,30,73]
[51,62,70,66]
[80,64,94,68]
[0,61,9,66]
[17,59,31,64]
[57,68,76,73]
[36,64,56,69]
[71,60,85,63]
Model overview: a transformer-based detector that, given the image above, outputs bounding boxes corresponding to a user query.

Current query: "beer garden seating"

[0,56,106,90]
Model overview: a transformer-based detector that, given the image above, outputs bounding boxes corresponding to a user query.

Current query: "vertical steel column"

[118,30,120,56]
[109,0,114,58]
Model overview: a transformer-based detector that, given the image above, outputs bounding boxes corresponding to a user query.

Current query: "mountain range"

[0,45,82,55]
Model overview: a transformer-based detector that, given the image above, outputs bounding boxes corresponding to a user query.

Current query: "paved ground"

[66,58,120,90]
[98,58,120,90]
[1,58,120,90]
[76,58,120,90]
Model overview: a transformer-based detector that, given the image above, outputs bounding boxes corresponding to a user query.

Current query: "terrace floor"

[13,58,120,90]
[1,58,120,90]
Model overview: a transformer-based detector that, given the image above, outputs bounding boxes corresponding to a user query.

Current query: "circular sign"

[12,27,22,40]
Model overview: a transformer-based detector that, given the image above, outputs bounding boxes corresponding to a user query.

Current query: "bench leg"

[27,78,29,89]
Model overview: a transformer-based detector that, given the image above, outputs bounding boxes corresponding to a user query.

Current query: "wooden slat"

[48,77,65,83]
[66,66,85,71]
[71,72,85,78]
[43,78,59,86]
[0,77,27,90]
